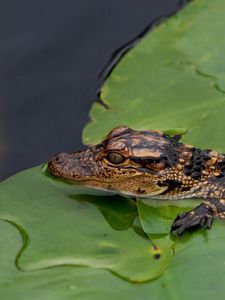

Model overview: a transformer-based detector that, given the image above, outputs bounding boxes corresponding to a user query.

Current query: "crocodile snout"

[48,152,71,177]
[48,150,100,180]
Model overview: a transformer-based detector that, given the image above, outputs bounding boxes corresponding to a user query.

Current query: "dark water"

[0,0,184,181]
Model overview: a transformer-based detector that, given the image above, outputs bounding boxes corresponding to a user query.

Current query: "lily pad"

[79,0,225,297]
[2,0,225,298]
[83,0,225,153]
[0,166,173,282]
[2,217,225,300]
[137,198,202,235]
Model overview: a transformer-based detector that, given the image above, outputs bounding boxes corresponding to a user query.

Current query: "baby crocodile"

[48,126,225,236]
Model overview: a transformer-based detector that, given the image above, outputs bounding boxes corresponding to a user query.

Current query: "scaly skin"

[48,126,225,236]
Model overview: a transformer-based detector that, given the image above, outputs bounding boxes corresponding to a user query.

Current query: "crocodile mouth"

[48,151,169,197]
[77,176,168,197]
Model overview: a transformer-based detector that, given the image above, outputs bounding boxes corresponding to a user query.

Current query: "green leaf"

[137,198,202,235]
[83,0,225,153]
[0,166,172,283]
[2,216,225,300]
[80,0,225,297]
[2,0,225,298]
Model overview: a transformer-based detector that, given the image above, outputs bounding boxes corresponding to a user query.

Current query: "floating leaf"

[83,0,225,153]
[2,0,225,298]
[0,166,172,282]
[2,218,225,299]
[137,198,202,235]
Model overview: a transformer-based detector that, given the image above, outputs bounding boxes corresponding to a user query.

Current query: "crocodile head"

[48,126,184,197]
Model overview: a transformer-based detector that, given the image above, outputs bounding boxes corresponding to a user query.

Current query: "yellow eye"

[107,152,125,164]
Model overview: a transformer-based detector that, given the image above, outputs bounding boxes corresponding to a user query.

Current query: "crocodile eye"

[106,152,125,164]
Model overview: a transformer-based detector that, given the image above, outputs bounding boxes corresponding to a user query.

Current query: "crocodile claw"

[171,204,213,236]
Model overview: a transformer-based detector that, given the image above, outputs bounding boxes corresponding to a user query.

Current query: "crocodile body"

[48,126,225,235]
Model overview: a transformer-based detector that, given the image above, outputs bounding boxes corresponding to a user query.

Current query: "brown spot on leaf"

[153,253,161,260]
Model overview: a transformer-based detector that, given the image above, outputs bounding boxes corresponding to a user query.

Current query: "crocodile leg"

[171,198,225,236]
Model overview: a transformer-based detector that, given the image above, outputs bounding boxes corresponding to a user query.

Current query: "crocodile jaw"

[47,149,168,197]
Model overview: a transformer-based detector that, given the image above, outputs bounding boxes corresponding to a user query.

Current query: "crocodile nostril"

[48,154,65,169]
[53,154,66,164]
[55,157,64,163]
[48,153,66,175]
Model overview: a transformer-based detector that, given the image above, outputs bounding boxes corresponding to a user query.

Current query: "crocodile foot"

[171,203,214,236]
